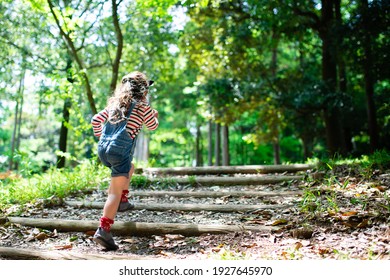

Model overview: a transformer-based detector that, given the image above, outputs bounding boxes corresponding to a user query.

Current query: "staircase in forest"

[1,164,317,260]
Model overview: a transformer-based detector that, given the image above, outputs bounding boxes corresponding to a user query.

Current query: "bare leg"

[123,163,135,192]
[103,163,135,220]
[103,176,128,220]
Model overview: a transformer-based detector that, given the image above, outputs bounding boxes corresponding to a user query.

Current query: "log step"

[131,190,302,198]
[0,247,146,260]
[148,175,303,186]
[136,164,314,175]
[6,217,279,236]
[65,200,293,212]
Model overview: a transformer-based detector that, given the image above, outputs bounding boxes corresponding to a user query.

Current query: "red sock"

[100,216,114,232]
[121,190,129,202]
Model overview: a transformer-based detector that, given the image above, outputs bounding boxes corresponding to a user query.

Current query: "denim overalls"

[98,102,137,178]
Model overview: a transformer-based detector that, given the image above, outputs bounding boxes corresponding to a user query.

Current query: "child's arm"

[143,105,159,130]
[91,109,109,137]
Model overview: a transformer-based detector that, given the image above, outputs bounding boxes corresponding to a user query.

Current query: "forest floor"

[0,165,389,260]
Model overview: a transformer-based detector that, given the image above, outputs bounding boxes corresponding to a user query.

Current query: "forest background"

[0,0,389,176]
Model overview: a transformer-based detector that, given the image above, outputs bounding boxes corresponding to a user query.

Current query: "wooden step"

[147,175,303,186]
[136,164,314,175]
[65,200,294,213]
[6,217,280,237]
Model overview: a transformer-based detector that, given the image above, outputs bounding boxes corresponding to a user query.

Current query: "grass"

[0,159,179,213]
[0,160,109,212]
[316,149,390,175]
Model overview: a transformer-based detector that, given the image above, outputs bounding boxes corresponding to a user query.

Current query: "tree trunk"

[321,0,346,156]
[335,0,353,153]
[273,141,281,165]
[57,98,71,168]
[6,217,279,237]
[222,125,229,166]
[214,122,221,166]
[8,68,25,171]
[361,0,379,152]
[57,58,73,168]
[208,119,213,166]
[109,0,124,94]
[133,131,149,162]
[195,123,202,166]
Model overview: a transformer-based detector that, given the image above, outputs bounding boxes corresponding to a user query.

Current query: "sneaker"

[118,201,135,212]
[93,227,118,251]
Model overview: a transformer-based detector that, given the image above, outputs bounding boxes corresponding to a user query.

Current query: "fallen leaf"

[53,244,73,250]
[291,228,313,239]
[357,219,370,228]
[267,219,288,226]
[35,232,48,240]
[318,248,331,255]
[84,230,95,236]
[342,211,358,216]
[295,242,303,250]
[164,234,185,241]
[122,238,136,244]
[374,186,386,192]
[242,242,257,248]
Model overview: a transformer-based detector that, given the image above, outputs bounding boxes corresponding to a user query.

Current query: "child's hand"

[152,109,158,118]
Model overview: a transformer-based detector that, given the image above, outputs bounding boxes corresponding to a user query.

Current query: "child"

[91,71,159,250]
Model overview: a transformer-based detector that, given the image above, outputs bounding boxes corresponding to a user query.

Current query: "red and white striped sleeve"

[143,105,159,131]
[91,109,108,137]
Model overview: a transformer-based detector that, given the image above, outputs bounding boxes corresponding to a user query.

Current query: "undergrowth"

[0,160,109,212]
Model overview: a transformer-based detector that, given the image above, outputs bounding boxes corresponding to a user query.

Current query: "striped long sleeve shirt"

[91,103,159,139]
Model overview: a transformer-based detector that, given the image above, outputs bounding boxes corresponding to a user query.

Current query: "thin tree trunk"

[271,31,281,164]
[109,0,124,94]
[361,0,379,152]
[57,98,71,168]
[9,101,19,171]
[133,131,149,162]
[9,68,25,171]
[214,122,221,166]
[57,58,73,168]
[195,123,202,166]
[273,141,281,165]
[208,119,213,166]
[222,125,229,166]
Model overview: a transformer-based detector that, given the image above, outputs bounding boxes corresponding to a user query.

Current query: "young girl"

[91,71,158,250]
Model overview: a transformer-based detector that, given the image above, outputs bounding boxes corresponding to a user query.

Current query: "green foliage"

[0,0,389,172]
[0,160,109,211]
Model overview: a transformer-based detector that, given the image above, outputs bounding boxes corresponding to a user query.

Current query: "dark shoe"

[93,227,118,251]
[118,201,135,212]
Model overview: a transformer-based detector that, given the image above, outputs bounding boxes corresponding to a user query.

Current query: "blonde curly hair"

[107,71,153,124]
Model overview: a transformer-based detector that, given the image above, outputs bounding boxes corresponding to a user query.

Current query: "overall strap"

[125,102,137,119]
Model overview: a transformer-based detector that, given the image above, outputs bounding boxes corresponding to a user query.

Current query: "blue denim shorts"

[98,137,137,178]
